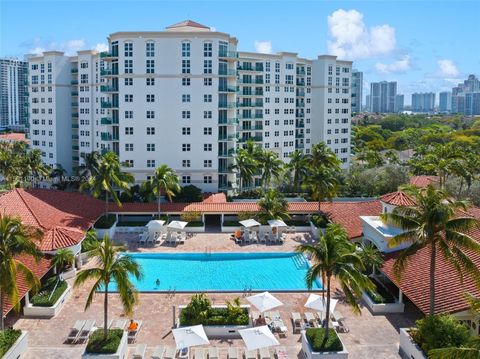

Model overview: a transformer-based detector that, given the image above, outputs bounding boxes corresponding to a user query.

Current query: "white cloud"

[94,43,109,52]
[254,40,272,54]
[437,59,459,77]
[28,38,86,56]
[327,9,396,60]
[375,55,411,74]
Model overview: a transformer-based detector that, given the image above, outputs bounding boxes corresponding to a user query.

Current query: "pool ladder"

[204,247,212,256]
[243,286,253,297]
[167,286,176,297]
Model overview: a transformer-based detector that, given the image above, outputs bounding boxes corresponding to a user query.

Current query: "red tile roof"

[410,176,439,188]
[382,208,480,315]
[202,193,227,203]
[3,254,52,316]
[0,133,28,142]
[166,20,210,30]
[380,191,416,207]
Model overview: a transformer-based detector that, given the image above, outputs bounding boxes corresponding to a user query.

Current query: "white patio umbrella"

[246,291,283,312]
[146,220,165,234]
[167,221,188,231]
[239,326,279,351]
[304,293,338,313]
[239,219,261,228]
[267,219,288,228]
[172,325,209,349]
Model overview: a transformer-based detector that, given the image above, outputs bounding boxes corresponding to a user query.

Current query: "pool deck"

[10,232,421,359]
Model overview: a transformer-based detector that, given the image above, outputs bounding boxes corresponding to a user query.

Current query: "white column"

[24,291,30,306]
[221,214,224,225]
[398,289,403,303]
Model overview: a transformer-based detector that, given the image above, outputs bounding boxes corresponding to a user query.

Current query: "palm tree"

[257,189,290,222]
[358,243,384,275]
[77,151,101,178]
[146,164,180,217]
[287,150,308,193]
[0,214,43,330]
[232,148,257,193]
[303,166,339,213]
[51,248,75,274]
[50,164,68,190]
[74,235,142,340]
[25,149,49,188]
[309,142,341,169]
[80,152,134,213]
[258,150,283,190]
[381,185,480,315]
[297,223,373,343]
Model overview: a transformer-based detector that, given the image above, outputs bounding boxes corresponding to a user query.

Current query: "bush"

[306,328,343,352]
[285,220,310,226]
[411,315,472,353]
[181,211,202,222]
[311,215,329,228]
[173,185,203,203]
[0,329,22,357]
[222,221,240,227]
[185,221,204,227]
[30,277,68,307]
[366,278,396,304]
[94,214,116,229]
[86,329,123,354]
[238,212,258,221]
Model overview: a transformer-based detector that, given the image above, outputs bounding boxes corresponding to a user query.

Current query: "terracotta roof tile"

[410,176,439,188]
[380,191,416,207]
[202,193,227,203]
[0,133,27,142]
[166,20,210,30]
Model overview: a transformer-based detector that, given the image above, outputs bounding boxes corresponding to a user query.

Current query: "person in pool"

[155,278,160,287]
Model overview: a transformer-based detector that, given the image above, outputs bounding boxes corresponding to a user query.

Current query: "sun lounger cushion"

[151,345,164,359]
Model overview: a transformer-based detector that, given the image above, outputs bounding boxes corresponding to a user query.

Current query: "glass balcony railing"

[71,68,78,74]
[100,85,118,92]
[218,85,237,93]
[100,68,118,76]
[296,132,305,138]
[296,80,305,86]
[295,143,305,149]
[218,102,237,109]
[238,113,263,119]
[296,121,305,128]
[238,136,262,143]
[238,101,263,108]
[71,91,79,96]
[296,89,305,96]
[218,148,236,157]
[218,50,238,58]
[218,69,237,76]
[218,118,238,125]
[100,51,118,59]
[296,112,305,118]
[101,101,113,109]
[71,80,78,85]
[218,133,238,141]
[241,124,263,131]
[101,117,112,125]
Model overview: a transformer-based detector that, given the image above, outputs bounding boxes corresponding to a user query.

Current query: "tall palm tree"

[287,150,308,193]
[77,151,101,179]
[358,243,384,275]
[0,214,43,330]
[25,149,49,188]
[309,142,341,169]
[145,164,180,217]
[80,152,134,213]
[258,150,283,190]
[74,235,142,340]
[257,189,290,222]
[303,166,339,213]
[232,148,257,193]
[51,248,75,274]
[297,223,373,343]
[381,185,480,315]
[50,164,68,190]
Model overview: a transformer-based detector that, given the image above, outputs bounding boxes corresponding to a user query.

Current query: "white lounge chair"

[67,320,85,343]
[178,347,189,359]
[259,348,271,359]
[209,347,219,359]
[291,312,302,333]
[100,319,113,329]
[151,345,165,359]
[228,347,239,359]
[133,344,147,359]
[245,349,257,359]
[128,320,142,343]
[112,319,127,330]
[162,346,176,359]
[304,312,318,327]
[139,232,148,245]
[194,348,205,359]
[77,319,95,343]
[275,347,288,359]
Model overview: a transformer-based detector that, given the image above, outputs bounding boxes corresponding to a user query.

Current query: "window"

[146,60,155,73]
[125,143,133,151]
[203,111,212,119]
[204,94,212,103]
[124,42,133,57]
[182,127,191,135]
[182,60,190,74]
[125,110,133,119]
[182,176,191,184]
[147,159,156,168]
[182,111,191,119]
[203,127,212,135]
[146,94,155,102]
[204,78,212,86]
[147,143,155,151]
[125,60,133,73]
[182,160,191,168]
[125,78,133,86]
[203,60,212,74]
[146,42,154,57]
[204,144,212,151]
[182,42,190,57]
[146,110,155,119]
[182,77,190,86]
[125,127,133,135]
[203,42,212,57]
[125,94,133,102]
[182,144,191,151]
[146,127,155,135]
[124,160,134,167]
[204,176,212,184]
[204,160,212,168]
[182,94,191,102]
[146,78,155,86]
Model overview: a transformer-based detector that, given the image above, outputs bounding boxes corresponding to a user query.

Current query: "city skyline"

[1,0,479,105]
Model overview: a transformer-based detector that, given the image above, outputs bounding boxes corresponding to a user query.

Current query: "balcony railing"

[296,89,305,96]
[296,80,305,86]
[218,69,237,76]
[238,113,263,119]
[218,133,238,141]
[218,148,236,157]
[296,121,305,128]
[218,50,239,59]
[100,85,118,92]
[71,91,79,96]
[296,102,305,107]
[101,132,118,141]
[100,51,118,59]
[101,101,114,109]
[218,118,238,125]
[71,68,78,74]
[71,80,78,85]
[218,85,237,93]
[241,124,263,131]
[237,101,263,108]
[295,143,305,149]
[100,68,118,76]
[296,112,305,118]
[218,102,237,109]
[238,136,262,143]
[296,132,305,138]
[101,117,112,125]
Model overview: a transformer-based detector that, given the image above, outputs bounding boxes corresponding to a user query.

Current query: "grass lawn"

[0,329,22,357]
[85,329,123,354]
[306,328,343,352]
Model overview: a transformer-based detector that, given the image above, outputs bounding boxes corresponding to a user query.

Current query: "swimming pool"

[111,252,322,292]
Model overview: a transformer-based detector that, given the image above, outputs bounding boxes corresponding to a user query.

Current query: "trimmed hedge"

[285,220,310,226]
[86,329,123,354]
[116,221,148,227]
[94,214,117,229]
[180,307,249,326]
[306,328,343,352]
[186,221,204,227]
[223,221,240,227]
[30,277,68,307]
[0,329,22,357]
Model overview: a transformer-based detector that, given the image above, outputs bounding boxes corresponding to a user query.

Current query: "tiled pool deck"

[10,232,421,358]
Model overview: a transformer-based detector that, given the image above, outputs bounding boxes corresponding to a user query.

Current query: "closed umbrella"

[239,326,279,351]
[246,291,283,312]
[172,325,209,349]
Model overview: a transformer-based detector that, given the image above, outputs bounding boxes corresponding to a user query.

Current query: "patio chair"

[273,320,288,337]
[151,345,165,359]
[209,347,219,359]
[178,347,189,359]
[333,310,344,322]
[275,347,288,359]
[162,346,176,359]
[133,344,147,359]
[77,319,95,343]
[304,312,318,327]
[259,348,271,359]
[194,348,205,359]
[245,349,257,359]
[228,347,240,359]
[66,320,85,343]
[128,320,143,343]
[112,318,127,330]
[291,312,302,333]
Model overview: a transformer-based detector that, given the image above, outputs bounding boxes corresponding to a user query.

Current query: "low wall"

[184,225,205,233]
[60,268,76,280]
[310,222,326,239]
[221,225,242,233]
[24,285,72,318]
[2,331,28,359]
[82,330,128,359]
[95,221,117,240]
[178,304,252,338]
[301,331,348,359]
[361,292,405,314]
[399,328,426,359]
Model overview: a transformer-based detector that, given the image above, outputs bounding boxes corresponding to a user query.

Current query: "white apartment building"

[27,20,352,192]
[0,58,29,130]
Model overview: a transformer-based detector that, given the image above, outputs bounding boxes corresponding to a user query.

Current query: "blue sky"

[1,0,479,104]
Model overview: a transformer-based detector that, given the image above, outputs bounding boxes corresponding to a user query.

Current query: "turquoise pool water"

[111,252,322,292]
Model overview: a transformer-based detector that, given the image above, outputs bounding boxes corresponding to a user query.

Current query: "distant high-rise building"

[452,74,480,115]
[411,92,435,112]
[365,94,371,111]
[0,58,29,130]
[351,70,363,114]
[369,81,397,113]
[439,91,452,113]
[394,94,404,113]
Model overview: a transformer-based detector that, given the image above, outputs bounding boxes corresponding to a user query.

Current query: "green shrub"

[181,211,202,222]
[0,329,22,357]
[173,185,203,203]
[311,215,329,228]
[222,221,240,227]
[366,278,396,304]
[94,214,117,229]
[285,220,310,226]
[306,328,343,352]
[86,329,123,354]
[30,277,68,307]
[185,221,204,227]
[411,315,472,353]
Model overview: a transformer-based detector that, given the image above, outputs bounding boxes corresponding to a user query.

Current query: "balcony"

[296,80,305,87]
[72,135,79,140]
[218,102,237,109]
[100,85,118,92]
[296,89,305,97]
[71,102,78,107]
[218,85,237,93]
[72,124,79,129]
[238,135,262,143]
[72,113,79,118]
[237,78,252,84]
[295,142,305,149]
[238,113,263,120]
[71,80,78,85]
[101,117,112,125]
[241,124,263,131]
[100,51,118,59]
[218,118,238,125]
[237,64,264,72]
[218,148,236,157]
[296,102,305,108]
[100,68,118,76]
[71,68,78,74]
[72,145,79,150]
[237,101,263,108]
[71,91,79,96]
[101,101,113,109]
[218,133,238,141]
[218,50,238,59]
[296,132,305,138]
[296,112,305,118]
[296,120,305,128]
[101,132,114,141]
[296,69,305,76]
[218,69,237,76]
